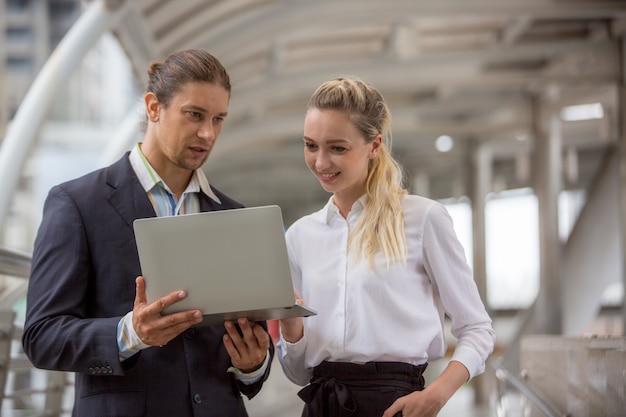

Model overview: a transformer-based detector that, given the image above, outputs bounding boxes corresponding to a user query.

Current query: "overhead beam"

[176,0,626,57]
[225,39,619,121]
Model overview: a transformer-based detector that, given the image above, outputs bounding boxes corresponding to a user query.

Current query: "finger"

[222,333,241,362]
[293,288,305,305]
[143,310,203,346]
[237,319,270,351]
[135,276,148,307]
[251,323,271,350]
[237,318,256,341]
[158,310,203,330]
[382,399,403,417]
[224,321,244,345]
[145,289,188,317]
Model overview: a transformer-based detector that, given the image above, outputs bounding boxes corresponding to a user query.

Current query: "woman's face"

[303,108,381,207]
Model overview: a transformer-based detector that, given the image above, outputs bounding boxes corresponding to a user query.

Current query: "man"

[22,49,273,417]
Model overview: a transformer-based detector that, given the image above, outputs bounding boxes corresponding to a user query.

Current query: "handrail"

[0,246,73,416]
[491,357,569,417]
[0,247,31,278]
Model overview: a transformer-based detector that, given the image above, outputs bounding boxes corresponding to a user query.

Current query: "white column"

[534,100,563,335]
[0,0,130,230]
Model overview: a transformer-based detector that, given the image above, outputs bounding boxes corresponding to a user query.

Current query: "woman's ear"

[370,134,383,159]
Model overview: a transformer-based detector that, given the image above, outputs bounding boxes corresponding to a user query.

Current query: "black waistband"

[298,361,428,417]
[312,360,427,381]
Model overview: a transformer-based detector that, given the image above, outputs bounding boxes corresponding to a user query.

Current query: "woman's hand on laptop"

[279,289,305,343]
[223,318,271,373]
[132,276,204,346]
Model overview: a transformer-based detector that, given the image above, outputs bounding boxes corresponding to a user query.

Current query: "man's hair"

[146,49,231,108]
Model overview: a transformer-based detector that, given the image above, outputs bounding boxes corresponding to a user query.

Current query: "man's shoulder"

[51,154,132,195]
[59,156,131,187]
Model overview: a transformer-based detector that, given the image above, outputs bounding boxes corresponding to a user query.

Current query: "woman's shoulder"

[402,194,454,225]
[402,193,438,212]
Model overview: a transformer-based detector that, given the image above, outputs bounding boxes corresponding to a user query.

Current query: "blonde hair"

[307,77,408,268]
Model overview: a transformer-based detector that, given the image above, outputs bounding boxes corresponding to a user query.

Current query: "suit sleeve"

[22,185,124,375]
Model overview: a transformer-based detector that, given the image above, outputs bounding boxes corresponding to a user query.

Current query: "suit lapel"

[105,154,155,229]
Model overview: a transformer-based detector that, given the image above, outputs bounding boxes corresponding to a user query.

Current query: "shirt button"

[193,393,202,404]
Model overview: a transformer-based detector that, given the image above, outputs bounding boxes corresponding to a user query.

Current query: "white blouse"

[277,194,496,386]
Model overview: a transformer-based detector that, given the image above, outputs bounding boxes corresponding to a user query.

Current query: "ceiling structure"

[108,0,626,226]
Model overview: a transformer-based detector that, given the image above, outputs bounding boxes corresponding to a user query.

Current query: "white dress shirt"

[277,194,496,386]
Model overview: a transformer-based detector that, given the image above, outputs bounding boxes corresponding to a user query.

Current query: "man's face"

[143,81,230,175]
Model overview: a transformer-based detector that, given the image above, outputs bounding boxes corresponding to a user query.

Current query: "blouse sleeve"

[422,202,496,379]
[276,225,313,386]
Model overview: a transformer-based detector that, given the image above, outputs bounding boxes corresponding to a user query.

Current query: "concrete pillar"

[533,95,563,335]
[468,138,491,305]
[32,0,50,72]
[618,37,626,338]
[0,0,7,137]
[466,137,493,405]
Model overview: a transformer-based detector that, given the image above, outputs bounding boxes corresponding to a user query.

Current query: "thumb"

[382,399,403,417]
[134,276,148,307]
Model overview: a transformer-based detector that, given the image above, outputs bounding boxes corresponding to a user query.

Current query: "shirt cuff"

[227,350,271,385]
[279,324,307,355]
[117,311,151,361]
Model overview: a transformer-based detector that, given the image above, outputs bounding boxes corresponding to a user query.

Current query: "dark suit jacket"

[22,153,274,417]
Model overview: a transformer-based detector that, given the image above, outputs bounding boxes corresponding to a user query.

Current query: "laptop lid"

[133,205,316,326]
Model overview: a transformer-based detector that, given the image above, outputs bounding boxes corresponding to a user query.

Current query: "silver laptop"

[133,205,316,326]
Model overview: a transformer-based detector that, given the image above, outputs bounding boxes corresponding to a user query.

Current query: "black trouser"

[298,361,428,417]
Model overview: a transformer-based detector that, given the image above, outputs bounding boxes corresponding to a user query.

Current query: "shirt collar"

[128,143,221,204]
[323,194,367,224]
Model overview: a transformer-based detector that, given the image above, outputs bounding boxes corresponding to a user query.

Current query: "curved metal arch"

[0,0,131,229]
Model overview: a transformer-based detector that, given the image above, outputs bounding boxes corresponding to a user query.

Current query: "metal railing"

[491,357,569,417]
[0,246,73,417]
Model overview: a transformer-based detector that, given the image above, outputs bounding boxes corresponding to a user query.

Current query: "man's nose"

[198,122,215,140]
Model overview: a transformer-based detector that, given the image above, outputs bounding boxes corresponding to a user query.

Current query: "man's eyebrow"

[183,105,228,117]
[183,105,206,113]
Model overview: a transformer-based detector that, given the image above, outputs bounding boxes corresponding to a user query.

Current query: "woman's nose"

[315,151,331,170]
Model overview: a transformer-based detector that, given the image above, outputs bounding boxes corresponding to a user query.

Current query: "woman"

[278,77,495,417]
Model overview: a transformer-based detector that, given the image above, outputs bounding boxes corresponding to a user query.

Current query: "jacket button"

[185,329,197,339]
[193,393,202,404]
